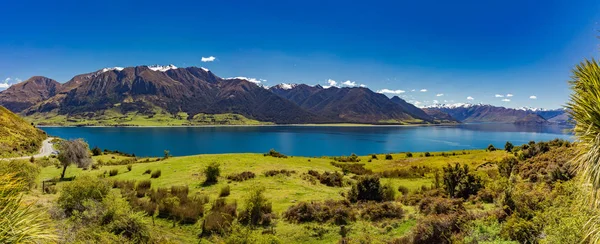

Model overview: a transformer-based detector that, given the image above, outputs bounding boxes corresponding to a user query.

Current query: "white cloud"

[341,80,356,87]
[323,79,338,88]
[529,95,537,99]
[201,56,216,62]
[433,100,439,104]
[0,83,9,89]
[411,89,416,92]
[359,84,367,88]
[226,76,266,84]
[15,78,22,82]
[436,93,444,97]
[467,96,474,100]
[0,77,19,90]
[420,89,427,92]
[506,94,513,97]
[495,94,504,98]
[4,77,11,83]
[377,89,406,94]
[502,98,511,102]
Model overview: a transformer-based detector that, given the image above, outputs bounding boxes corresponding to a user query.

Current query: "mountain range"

[0,65,569,126]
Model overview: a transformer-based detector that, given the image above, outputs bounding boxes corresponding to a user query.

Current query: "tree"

[204,162,220,185]
[487,144,497,152]
[498,156,519,178]
[505,141,514,152]
[567,58,600,241]
[163,150,170,159]
[57,139,92,179]
[347,175,385,202]
[91,146,102,156]
[442,163,483,199]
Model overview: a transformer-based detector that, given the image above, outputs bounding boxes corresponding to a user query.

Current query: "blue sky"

[1,0,599,109]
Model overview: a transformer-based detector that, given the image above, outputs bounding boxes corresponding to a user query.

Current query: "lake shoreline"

[36,123,457,128]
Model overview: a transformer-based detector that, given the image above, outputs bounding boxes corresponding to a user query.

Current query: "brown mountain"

[421,108,459,123]
[0,76,61,113]
[270,84,433,124]
[426,104,551,124]
[14,66,328,124]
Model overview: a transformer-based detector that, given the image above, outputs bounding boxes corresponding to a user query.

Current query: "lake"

[40,124,573,157]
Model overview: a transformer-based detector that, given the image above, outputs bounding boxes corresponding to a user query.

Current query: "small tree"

[487,144,497,152]
[347,175,385,202]
[504,141,514,152]
[57,139,92,179]
[29,156,35,163]
[498,156,519,178]
[204,162,220,185]
[442,163,483,199]
[163,150,170,159]
[91,146,102,156]
[239,187,274,226]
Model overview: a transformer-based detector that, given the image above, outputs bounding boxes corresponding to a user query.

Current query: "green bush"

[442,163,483,199]
[358,202,404,221]
[397,185,410,195]
[424,152,432,157]
[498,156,518,178]
[283,200,355,225]
[264,149,287,158]
[406,152,413,158]
[201,198,237,236]
[382,182,396,201]
[126,164,132,172]
[58,175,111,214]
[347,175,385,202]
[417,197,465,215]
[264,169,296,177]
[109,169,118,177]
[227,171,255,182]
[220,185,231,197]
[238,187,275,226]
[0,160,40,190]
[204,162,220,184]
[150,170,161,179]
[143,169,152,175]
[385,154,393,160]
[487,144,497,151]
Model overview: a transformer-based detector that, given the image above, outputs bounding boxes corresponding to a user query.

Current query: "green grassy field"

[26,109,271,126]
[32,149,510,243]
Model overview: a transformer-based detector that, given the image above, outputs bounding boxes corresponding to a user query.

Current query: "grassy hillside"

[0,105,46,157]
[26,108,271,126]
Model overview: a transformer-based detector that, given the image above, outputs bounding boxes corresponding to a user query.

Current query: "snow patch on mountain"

[148,64,178,72]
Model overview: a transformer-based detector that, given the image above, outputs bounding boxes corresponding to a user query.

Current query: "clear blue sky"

[1,0,599,109]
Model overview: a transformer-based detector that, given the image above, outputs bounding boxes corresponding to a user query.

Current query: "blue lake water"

[40,124,573,157]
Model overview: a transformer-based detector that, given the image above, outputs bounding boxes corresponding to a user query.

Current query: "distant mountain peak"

[147,64,178,72]
[425,103,486,109]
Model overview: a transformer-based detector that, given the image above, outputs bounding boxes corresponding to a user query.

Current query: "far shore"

[35,123,459,128]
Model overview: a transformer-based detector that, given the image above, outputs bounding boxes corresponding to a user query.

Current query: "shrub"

[500,215,540,244]
[487,144,497,151]
[505,141,514,152]
[0,160,41,190]
[424,152,432,157]
[227,171,255,182]
[406,152,413,158]
[150,170,161,179]
[135,180,152,198]
[371,154,378,160]
[238,187,275,226]
[143,169,152,175]
[204,162,220,184]
[382,182,396,201]
[284,200,355,225]
[109,169,119,176]
[398,185,410,195]
[333,154,361,162]
[127,164,132,171]
[58,175,111,214]
[442,163,483,199]
[417,197,465,215]
[264,149,287,158]
[498,156,518,178]
[408,214,464,244]
[347,175,385,202]
[91,146,103,156]
[201,198,237,236]
[264,169,296,177]
[319,171,344,187]
[91,163,99,170]
[220,185,231,197]
[385,154,393,160]
[330,162,372,175]
[359,202,404,221]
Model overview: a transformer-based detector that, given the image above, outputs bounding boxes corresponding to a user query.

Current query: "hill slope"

[427,104,551,123]
[0,106,47,157]
[0,76,61,113]
[270,84,434,124]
